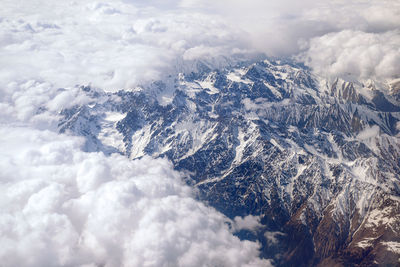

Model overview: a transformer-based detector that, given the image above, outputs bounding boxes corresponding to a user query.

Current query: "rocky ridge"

[58,59,400,266]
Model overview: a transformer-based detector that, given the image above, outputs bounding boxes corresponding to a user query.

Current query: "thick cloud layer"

[186,0,400,80]
[303,30,400,80]
[0,80,91,130]
[0,0,250,91]
[1,0,398,92]
[0,126,270,267]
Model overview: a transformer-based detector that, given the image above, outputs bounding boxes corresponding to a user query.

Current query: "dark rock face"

[58,59,400,266]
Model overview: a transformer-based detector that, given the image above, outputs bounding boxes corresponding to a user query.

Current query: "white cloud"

[0,0,250,91]
[178,0,400,55]
[1,0,399,92]
[233,215,262,232]
[264,232,285,246]
[357,125,380,140]
[0,80,91,130]
[302,30,400,80]
[178,0,400,80]
[0,126,271,267]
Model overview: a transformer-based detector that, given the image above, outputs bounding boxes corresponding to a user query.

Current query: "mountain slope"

[58,59,400,266]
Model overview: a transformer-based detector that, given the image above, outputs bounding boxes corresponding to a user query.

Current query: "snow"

[285,161,307,199]
[364,206,396,229]
[263,82,282,99]
[226,70,253,84]
[381,241,400,255]
[98,130,124,153]
[176,120,219,160]
[196,73,221,94]
[299,211,307,225]
[356,238,375,249]
[160,96,174,105]
[350,158,379,186]
[104,111,126,122]
[233,129,247,165]
[130,124,153,159]
[181,82,202,98]
[269,138,283,151]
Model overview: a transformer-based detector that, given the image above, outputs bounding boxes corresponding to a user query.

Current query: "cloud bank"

[190,0,400,80]
[303,30,400,80]
[0,126,270,267]
[0,0,250,91]
[1,0,399,92]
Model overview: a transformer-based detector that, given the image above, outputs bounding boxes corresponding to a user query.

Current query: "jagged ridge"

[58,59,400,266]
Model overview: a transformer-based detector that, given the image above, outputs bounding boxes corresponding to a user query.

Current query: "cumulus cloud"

[184,0,400,81]
[233,215,262,232]
[302,30,400,80]
[0,80,91,129]
[0,126,271,267]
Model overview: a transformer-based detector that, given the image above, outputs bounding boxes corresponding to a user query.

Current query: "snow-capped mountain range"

[58,59,400,266]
